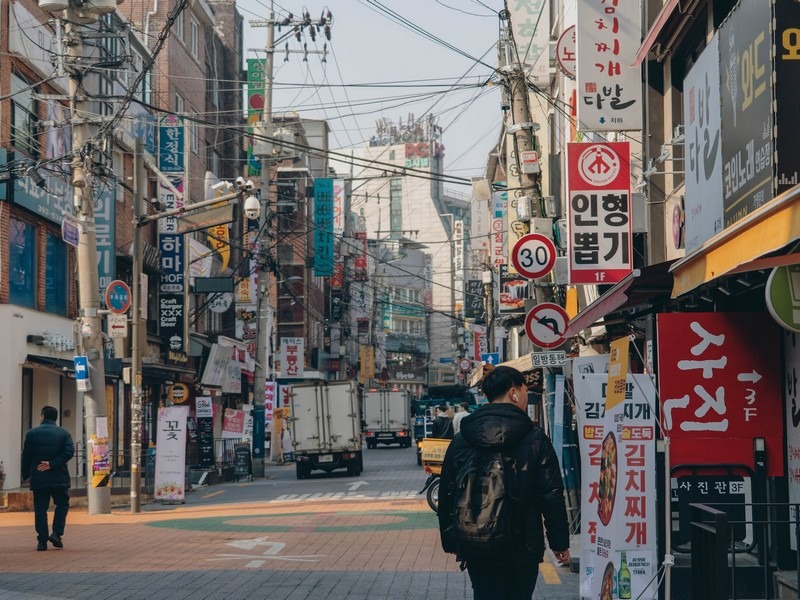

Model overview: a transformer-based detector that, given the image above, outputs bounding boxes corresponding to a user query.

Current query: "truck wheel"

[296,462,307,480]
[416,451,422,466]
[426,479,440,513]
[349,467,361,476]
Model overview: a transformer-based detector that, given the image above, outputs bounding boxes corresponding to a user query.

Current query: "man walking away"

[437,366,570,599]
[21,406,74,551]
[452,402,470,435]
[430,405,454,439]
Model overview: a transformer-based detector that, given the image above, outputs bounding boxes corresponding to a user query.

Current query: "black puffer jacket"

[438,403,569,563]
[21,420,74,490]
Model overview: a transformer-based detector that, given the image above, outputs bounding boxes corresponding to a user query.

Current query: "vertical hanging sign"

[576,0,642,131]
[158,115,186,359]
[567,141,633,284]
[314,178,334,276]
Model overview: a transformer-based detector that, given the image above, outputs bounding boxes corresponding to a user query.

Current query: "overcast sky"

[237,0,504,190]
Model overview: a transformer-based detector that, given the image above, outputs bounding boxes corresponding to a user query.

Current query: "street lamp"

[129,140,256,512]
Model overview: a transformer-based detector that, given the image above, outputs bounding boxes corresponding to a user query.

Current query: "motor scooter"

[417,437,450,513]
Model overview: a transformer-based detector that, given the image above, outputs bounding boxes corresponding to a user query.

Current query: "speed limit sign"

[511,233,557,279]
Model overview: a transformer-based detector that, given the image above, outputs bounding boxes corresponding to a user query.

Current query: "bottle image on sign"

[618,551,631,599]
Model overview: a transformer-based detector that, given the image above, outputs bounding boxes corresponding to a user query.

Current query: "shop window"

[45,234,68,316]
[9,217,36,308]
[11,72,39,158]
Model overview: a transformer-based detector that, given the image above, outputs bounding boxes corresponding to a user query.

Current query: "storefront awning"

[632,0,691,66]
[563,262,675,339]
[25,355,75,376]
[468,354,535,388]
[670,187,800,298]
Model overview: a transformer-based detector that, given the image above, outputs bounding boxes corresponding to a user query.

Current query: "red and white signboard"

[567,142,633,285]
[556,25,576,79]
[575,373,657,600]
[657,313,783,477]
[576,0,642,131]
[512,233,557,279]
[525,303,570,349]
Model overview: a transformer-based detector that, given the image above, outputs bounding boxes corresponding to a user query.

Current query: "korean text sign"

[280,337,305,378]
[576,0,642,131]
[154,405,189,501]
[657,313,783,476]
[567,142,633,284]
[574,373,657,600]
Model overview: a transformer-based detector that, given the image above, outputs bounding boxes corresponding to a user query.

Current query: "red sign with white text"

[567,142,633,284]
[657,313,783,476]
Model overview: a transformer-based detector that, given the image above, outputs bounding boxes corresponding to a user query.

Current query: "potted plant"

[0,461,5,489]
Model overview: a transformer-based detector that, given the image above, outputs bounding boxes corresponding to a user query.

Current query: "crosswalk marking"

[271,490,418,503]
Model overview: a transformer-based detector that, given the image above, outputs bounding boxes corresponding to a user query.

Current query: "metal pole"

[130,140,144,513]
[69,19,110,515]
[252,0,276,477]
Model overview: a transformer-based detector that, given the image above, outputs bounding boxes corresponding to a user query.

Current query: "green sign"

[766,265,800,332]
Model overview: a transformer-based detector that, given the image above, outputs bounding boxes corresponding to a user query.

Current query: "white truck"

[289,380,364,479]
[363,389,412,449]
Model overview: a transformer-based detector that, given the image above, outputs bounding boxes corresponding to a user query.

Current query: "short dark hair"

[460,402,470,411]
[41,406,59,421]
[481,366,525,402]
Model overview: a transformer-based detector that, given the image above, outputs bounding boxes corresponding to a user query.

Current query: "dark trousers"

[33,488,69,543]
[466,560,540,600]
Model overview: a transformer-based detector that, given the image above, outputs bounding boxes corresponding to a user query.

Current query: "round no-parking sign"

[525,303,570,349]
[511,233,557,280]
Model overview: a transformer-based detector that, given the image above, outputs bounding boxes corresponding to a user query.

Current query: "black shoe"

[37,542,47,551]
[48,534,63,548]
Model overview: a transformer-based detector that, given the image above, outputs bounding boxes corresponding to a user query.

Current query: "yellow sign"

[168,383,190,404]
[88,438,111,488]
[606,336,630,411]
[359,346,375,384]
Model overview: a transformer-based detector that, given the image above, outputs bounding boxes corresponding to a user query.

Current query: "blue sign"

[73,356,89,380]
[481,353,500,365]
[61,218,79,247]
[73,355,91,391]
[105,280,131,314]
[158,115,185,174]
[314,178,334,276]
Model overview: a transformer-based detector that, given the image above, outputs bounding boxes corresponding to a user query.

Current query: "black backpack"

[450,447,520,557]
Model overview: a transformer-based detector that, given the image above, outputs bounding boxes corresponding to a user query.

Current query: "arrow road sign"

[73,355,92,392]
[481,353,500,365]
[525,303,570,349]
[347,480,369,492]
[108,314,128,339]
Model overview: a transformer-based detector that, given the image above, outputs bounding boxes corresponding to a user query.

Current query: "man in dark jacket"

[21,406,74,551]
[430,405,454,439]
[438,366,570,599]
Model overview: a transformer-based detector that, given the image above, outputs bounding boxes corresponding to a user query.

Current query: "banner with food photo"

[574,373,657,600]
[498,264,530,314]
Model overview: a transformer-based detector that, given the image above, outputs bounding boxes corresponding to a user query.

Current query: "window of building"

[45,234,68,316]
[277,243,294,263]
[11,72,39,158]
[390,178,402,234]
[176,94,185,116]
[190,18,199,57]
[174,12,184,40]
[190,108,200,153]
[9,217,36,308]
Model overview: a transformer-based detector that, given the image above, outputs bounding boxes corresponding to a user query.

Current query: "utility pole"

[130,140,144,513]
[251,0,275,479]
[68,17,110,515]
[250,2,333,475]
[502,23,547,305]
